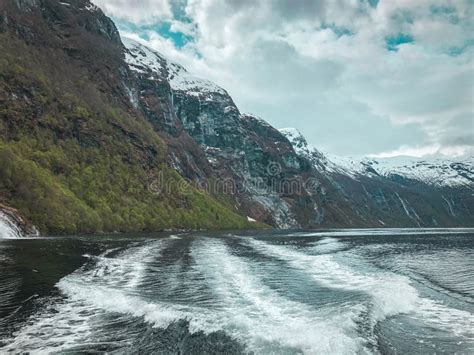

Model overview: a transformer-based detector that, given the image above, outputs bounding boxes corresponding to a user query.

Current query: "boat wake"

[2,233,473,353]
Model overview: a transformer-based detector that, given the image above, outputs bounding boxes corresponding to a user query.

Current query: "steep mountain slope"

[124,38,317,228]
[0,0,255,234]
[281,128,474,227]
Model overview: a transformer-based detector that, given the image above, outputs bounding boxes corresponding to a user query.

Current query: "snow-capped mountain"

[280,127,473,227]
[327,155,474,187]
[280,128,474,188]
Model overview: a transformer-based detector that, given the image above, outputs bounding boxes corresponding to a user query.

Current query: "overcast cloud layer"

[94,0,474,158]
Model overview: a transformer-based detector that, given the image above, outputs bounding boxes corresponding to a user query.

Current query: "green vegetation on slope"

[0,34,255,234]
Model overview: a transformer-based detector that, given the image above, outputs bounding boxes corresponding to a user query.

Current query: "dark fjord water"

[0,229,473,354]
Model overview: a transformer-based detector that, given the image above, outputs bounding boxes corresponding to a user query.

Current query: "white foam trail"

[92,242,161,290]
[309,237,347,253]
[1,296,114,353]
[57,238,367,353]
[315,237,339,244]
[417,298,474,340]
[191,238,366,354]
[1,240,196,352]
[247,238,474,341]
[59,280,193,328]
[2,289,194,353]
[249,239,420,318]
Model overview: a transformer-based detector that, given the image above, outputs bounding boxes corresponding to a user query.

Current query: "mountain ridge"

[280,127,474,187]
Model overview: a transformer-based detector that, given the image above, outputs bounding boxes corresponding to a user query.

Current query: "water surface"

[1,229,473,354]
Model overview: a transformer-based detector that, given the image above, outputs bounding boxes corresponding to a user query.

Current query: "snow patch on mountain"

[122,37,227,96]
[122,37,165,74]
[279,127,311,155]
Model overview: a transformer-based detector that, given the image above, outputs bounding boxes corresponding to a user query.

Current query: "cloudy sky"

[93,0,473,158]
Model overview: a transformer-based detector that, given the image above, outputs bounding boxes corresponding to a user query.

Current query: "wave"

[246,237,474,343]
[7,237,369,353]
[190,238,366,353]
[308,237,349,253]
[248,238,418,317]
[1,240,196,352]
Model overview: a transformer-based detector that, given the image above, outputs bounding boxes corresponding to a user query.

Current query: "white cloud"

[96,0,474,158]
[372,143,472,158]
[372,144,443,158]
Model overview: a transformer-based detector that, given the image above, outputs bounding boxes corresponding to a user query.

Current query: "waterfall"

[0,212,23,239]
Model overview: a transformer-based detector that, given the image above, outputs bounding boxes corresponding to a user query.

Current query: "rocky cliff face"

[124,38,316,227]
[1,0,472,232]
[126,37,393,229]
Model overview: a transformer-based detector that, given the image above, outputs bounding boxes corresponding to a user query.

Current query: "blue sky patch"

[321,23,353,37]
[367,0,379,8]
[385,33,414,51]
[448,39,474,56]
[114,19,194,48]
[156,23,193,48]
